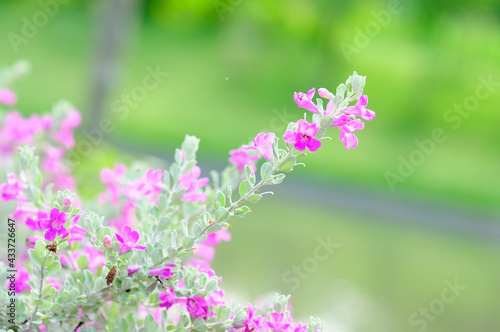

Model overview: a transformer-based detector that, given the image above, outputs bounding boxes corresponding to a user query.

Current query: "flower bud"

[318,88,334,100]
[63,197,72,206]
[103,235,112,248]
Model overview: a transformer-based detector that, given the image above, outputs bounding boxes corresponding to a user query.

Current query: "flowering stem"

[174,148,294,255]
[26,265,45,332]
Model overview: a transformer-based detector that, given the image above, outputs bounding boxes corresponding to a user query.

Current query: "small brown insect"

[106,266,117,286]
[46,241,58,253]
[208,220,214,224]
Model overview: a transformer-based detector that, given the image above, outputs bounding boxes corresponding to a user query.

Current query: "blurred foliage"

[1,1,499,330]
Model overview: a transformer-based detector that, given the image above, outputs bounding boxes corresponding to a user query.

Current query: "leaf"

[244,165,255,186]
[28,249,41,267]
[246,194,262,203]
[279,157,296,172]
[215,207,229,222]
[239,180,251,198]
[260,162,273,181]
[233,206,251,218]
[46,261,61,275]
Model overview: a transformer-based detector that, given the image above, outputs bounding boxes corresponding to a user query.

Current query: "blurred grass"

[213,197,500,332]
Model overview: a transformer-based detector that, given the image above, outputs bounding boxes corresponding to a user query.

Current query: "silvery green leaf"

[215,207,229,222]
[320,116,333,128]
[216,191,225,207]
[158,194,168,212]
[122,277,133,290]
[233,206,251,218]
[46,261,61,275]
[239,180,250,198]
[336,83,346,97]
[163,170,171,190]
[34,240,45,257]
[246,194,261,203]
[333,94,343,109]
[145,281,157,294]
[158,217,171,232]
[28,249,41,267]
[244,165,255,186]
[316,128,327,139]
[260,162,273,181]
[182,236,194,249]
[312,112,322,125]
[271,174,286,184]
[207,224,222,234]
[77,255,88,271]
[279,157,296,172]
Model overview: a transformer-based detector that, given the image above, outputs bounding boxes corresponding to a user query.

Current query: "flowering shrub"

[0,64,375,332]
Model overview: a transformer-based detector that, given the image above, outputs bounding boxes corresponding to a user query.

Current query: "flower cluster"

[0,71,375,332]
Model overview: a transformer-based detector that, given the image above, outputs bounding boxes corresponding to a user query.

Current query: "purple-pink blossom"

[38,208,70,241]
[332,114,365,150]
[148,264,175,279]
[0,88,17,106]
[284,120,321,152]
[0,173,27,201]
[126,265,142,275]
[52,109,81,148]
[115,225,147,254]
[344,95,375,121]
[158,288,179,309]
[242,132,276,161]
[266,312,291,331]
[293,88,318,113]
[100,164,127,205]
[186,297,208,319]
[178,166,209,203]
[229,148,260,173]
[103,235,112,248]
[14,267,30,293]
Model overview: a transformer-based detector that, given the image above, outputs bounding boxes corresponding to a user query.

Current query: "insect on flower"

[46,241,58,253]
[106,266,117,286]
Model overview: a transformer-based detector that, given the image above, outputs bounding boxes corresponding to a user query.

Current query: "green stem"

[26,265,44,332]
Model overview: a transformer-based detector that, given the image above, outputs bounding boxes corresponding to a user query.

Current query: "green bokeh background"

[1,0,499,331]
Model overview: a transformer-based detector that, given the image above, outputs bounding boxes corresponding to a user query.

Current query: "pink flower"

[103,235,112,248]
[46,277,61,290]
[126,265,142,275]
[0,88,17,106]
[158,288,178,309]
[229,148,260,173]
[284,120,321,152]
[38,208,69,241]
[0,173,27,201]
[100,164,127,204]
[243,132,276,161]
[115,225,147,254]
[26,211,47,230]
[178,166,209,203]
[266,312,291,331]
[332,114,365,150]
[136,168,164,201]
[294,88,318,113]
[148,264,175,279]
[207,289,225,307]
[52,109,81,148]
[318,88,334,100]
[186,297,208,319]
[14,267,30,293]
[344,95,375,120]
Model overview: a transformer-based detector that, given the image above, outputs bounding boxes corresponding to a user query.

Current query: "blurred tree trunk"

[87,0,142,130]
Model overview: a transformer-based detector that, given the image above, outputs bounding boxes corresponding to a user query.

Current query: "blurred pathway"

[112,142,500,241]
